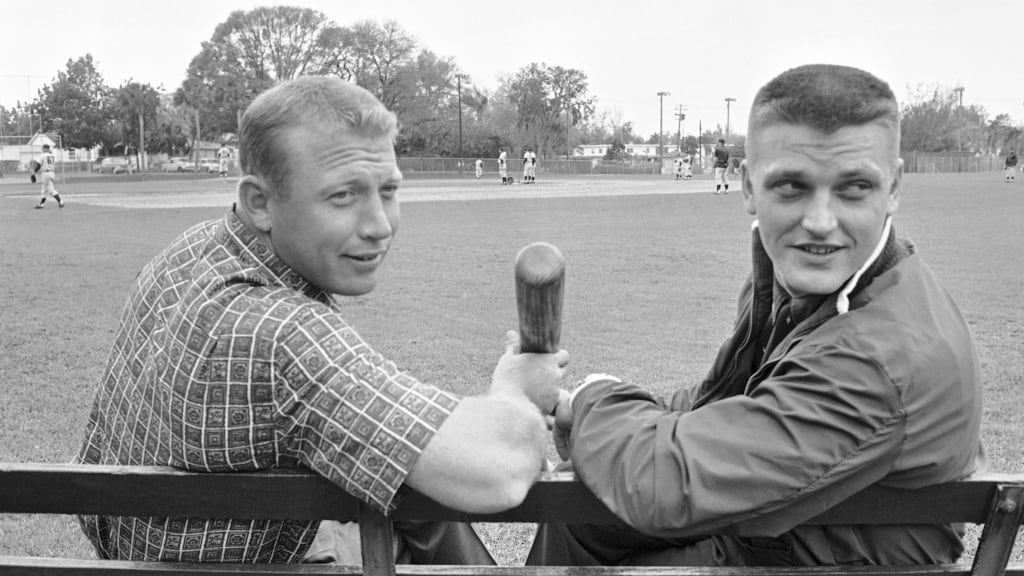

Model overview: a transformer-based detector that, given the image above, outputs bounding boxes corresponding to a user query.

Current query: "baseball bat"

[514,242,565,353]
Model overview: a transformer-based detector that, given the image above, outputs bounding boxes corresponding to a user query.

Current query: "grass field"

[0,172,1021,564]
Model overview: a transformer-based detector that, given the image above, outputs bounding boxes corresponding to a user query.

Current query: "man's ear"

[236,175,275,233]
[740,160,757,216]
[887,158,903,216]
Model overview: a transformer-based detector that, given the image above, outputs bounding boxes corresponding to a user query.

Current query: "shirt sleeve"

[567,342,905,538]
[270,302,461,513]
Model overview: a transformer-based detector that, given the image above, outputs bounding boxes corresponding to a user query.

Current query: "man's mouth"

[798,245,840,256]
[347,252,383,263]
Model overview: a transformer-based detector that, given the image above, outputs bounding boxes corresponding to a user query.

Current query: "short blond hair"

[239,76,399,193]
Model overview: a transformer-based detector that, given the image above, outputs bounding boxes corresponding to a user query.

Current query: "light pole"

[675,105,686,152]
[657,91,670,159]
[725,97,736,139]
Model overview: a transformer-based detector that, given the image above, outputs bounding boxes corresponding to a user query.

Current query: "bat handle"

[515,243,565,354]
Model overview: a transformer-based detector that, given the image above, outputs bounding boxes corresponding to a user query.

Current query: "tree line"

[0,6,1019,162]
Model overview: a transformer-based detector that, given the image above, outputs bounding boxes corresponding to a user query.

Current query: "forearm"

[568,373,903,538]
[406,392,548,513]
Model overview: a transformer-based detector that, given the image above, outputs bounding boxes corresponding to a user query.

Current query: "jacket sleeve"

[567,342,905,538]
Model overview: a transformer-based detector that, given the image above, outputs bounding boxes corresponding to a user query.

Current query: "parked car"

[162,157,196,172]
[93,157,132,174]
[198,159,220,173]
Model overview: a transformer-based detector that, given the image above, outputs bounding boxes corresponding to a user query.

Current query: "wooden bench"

[0,463,1021,576]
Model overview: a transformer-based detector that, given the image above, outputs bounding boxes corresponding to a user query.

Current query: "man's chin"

[779,271,845,299]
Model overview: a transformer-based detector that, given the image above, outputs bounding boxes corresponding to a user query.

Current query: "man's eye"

[380,185,399,200]
[839,181,873,197]
[771,181,803,195]
[331,191,353,202]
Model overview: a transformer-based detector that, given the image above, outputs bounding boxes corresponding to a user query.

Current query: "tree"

[34,54,118,152]
[900,85,986,153]
[984,114,1021,155]
[338,20,418,114]
[148,96,191,155]
[603,140,628,161]
[180,6,348,136]
[115,81,160,168]
[506,63,595,157]
[393,50,458,155]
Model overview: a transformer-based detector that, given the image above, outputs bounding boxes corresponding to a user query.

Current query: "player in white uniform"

[32,144,64,209]
[673,155,684,180]
[522,149,531,183]
[526,150,537,183]
[474,158,483,179]
[498,149,509,184]
[217,144,232,177]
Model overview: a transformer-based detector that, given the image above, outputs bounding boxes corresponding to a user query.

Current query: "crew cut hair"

[749,64,900,137]
[239,76,399,193]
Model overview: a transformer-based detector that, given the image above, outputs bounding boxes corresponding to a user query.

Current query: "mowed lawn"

[0,172,1021,563]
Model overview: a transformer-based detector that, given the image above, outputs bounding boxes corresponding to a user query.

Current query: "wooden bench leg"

[359,501,396,576]
[971,484,1024,576]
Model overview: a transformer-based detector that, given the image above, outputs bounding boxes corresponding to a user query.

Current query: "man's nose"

[358,192,393,239]
[801,189,837,236]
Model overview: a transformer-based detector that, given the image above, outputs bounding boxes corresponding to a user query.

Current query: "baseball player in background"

[499,148,509,184]
[474,158,483,179]
[673,155,684,180]
[32,144,64,209]
[217,143,233,178]
[527,149,537,183]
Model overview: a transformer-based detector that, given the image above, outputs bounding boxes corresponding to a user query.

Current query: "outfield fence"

[0,152,1008,181]
[901,152,1005,173]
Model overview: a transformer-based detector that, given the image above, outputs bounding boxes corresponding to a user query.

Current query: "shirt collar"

[223,209,333,303]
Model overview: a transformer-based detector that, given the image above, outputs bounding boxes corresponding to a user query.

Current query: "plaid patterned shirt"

[76,210,460,563]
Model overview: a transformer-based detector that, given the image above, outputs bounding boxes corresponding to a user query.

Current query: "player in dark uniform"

[713,139,730,195]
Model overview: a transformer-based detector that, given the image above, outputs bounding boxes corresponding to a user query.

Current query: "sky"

[2,0,1022,139]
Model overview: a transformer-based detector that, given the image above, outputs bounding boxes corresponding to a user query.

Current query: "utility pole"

[456,74,464,173]
[954,85,964,172]
[725,97,736,139]
[698,120,703,168]
[657,91,670,160]
[565,97,571,160]
[674,105,686,152]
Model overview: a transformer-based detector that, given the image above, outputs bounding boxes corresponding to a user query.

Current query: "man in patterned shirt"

[76,76,569,565]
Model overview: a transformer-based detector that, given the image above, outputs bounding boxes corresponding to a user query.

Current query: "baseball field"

[0,172,1021,563]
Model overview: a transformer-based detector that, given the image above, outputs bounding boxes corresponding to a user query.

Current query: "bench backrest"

[1,463,1022,576]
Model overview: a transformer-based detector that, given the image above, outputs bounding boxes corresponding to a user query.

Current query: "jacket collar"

[750,216,902,317]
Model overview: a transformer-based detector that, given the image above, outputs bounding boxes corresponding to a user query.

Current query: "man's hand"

[490,330,569,415]
[30,174,36,183]
[552,389,573,460]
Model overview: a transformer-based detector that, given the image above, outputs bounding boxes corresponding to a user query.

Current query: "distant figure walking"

[1005,150,1017,182]
[32,144,64,209]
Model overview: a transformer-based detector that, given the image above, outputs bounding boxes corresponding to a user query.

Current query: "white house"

[574,143,679,158]
[0,132,101,171]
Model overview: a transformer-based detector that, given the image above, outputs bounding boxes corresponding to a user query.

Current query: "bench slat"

[1,464,1020,526]
[2,557,1024,576]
